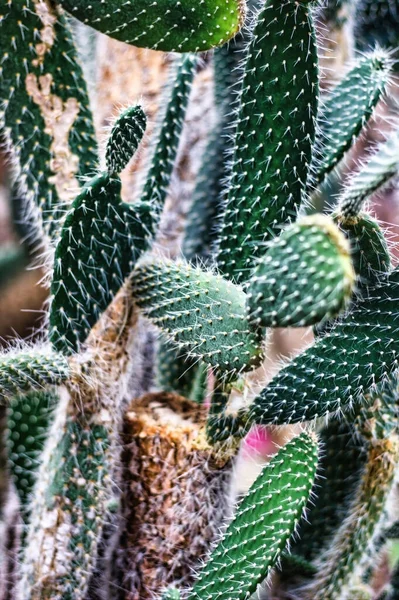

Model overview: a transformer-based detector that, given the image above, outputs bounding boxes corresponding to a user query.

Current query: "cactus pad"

[189,431,319,600]
[105,105,147,176]
[132,259,264,374]
[50,173,153,353]
[247,214,355,328]
[216,0,319,284]
[57,0,245,53]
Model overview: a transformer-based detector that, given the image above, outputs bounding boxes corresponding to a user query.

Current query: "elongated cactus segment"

[50,172,152,353]
[250,269,399,425]
[311,50,392,187]
[0,0,98,240]
[216,0,319,284]
[132,259,264,374]
[105,105,147,175]
[0,348,69,404]
[247,214,355,329]
[189,431,319,600]
[339,132,399,219]
[7,391,57,510]
[115,392,235,599]
[20,292,136,600]
[304,381,399,600]
[334,212,391,288]
[140,55,197,232]
[57,0,245,53]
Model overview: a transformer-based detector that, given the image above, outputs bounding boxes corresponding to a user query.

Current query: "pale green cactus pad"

[132,259,264,374]
[247,214,355,329]
[57,0,245,53]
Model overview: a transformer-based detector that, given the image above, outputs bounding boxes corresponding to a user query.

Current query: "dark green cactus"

[216,0,319,284]
[56,0,245,53]
[0,0,98,240]
[311,50,392,188]
[105,105,147,176]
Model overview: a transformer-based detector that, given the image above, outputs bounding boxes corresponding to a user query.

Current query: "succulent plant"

[1,0,399,599]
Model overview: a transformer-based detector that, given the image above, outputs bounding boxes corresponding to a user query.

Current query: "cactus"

[247,214,355,328]
[3,0,399,598]
[339,131,399,219]
[56,0,245,53]
[311,50,392,188]
[216,0,319,284]
[188,431,319,600]
[0,0,98,240]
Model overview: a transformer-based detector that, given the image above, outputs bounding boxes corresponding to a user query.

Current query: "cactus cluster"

[1,0,399,599]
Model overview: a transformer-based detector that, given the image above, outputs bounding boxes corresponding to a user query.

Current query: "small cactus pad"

[334,212,391,288]
[57,0,245,53]
[339,132,399,219]
[162,590,181,600]
[50,172,153,353]
[189,431,319,600]
[311,50,392,187]
[216,0,319,284]
[249,268,399,425]
[0,348,69,403]
[105,105,147,175]
[0,0,98,240]
[247,214,355,328]
[132,259,264,374]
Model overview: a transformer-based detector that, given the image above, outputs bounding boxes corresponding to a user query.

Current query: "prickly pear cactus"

[1,0,399,598]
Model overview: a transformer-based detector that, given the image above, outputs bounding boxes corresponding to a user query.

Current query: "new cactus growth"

[2,0,399,598]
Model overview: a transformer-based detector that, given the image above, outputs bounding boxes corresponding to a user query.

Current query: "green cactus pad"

[156,338,201,399]
[216,0,319,284]
[50,172,153,353]
[206,377,250,443]
[311,50,392,187]
[0,348,69,404]
[334,212,391,288]
[189,431,319,600]
[132,259,264,374]
[7,391,57,509]
[247,214,355,329]
[105,105,147,175]
[140,55,197,233]
[249,268,399,425]
[339,132,399,219]
[0,0,98,240]
[57,0,245,53]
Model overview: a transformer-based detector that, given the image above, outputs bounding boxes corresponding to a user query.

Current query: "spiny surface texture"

[0,0,98,240]
[0,349,69,404]
[50,172,152,353]
[339,131,399,218]
[105,104,147,175]
[311,50,392,187]
[247,214,355,328]
[250,268,399,425]
[189,431,318,600]
[216,0,318,284]
[57,0,245,52]
[132,259,264,374]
